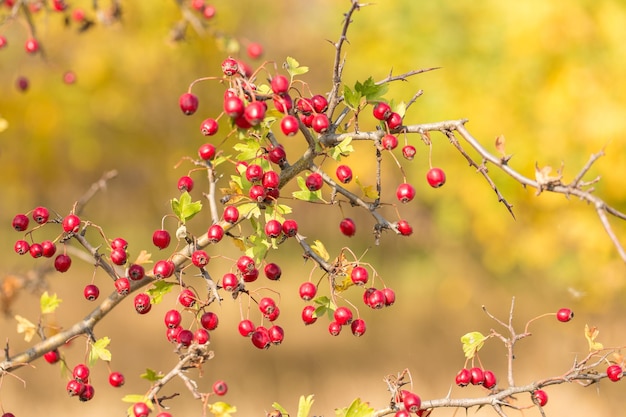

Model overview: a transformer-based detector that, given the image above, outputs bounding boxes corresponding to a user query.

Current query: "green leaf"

[40,291,62,314]
[335,398,374,417]
[390,99,406,118]
[271,403,290,416]
[122,394,150,404]
[313,296,336,320]
[461,331,487,359]
[140,368,165,382]
[88,336,112,366]
[237,202,262,219]
[285,56,309,77]
[245,234,271,261]
[233,139,263,162]
[355,77,388,102]
[297,394,315,417]
[343,85,362,111]
[171,191,203,223]
[147,280,175,305]
[329,137,354,161]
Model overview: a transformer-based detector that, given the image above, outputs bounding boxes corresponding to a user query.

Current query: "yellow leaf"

[311,240,330,262]
[133,250,153,265]
[231,237,246,252]
[0,117,8,133]
[15,315,37,342]
[355,177,379,200]
[585,324,604,351]
[333,274,354,292]
[40,291,62,314]
[460,331,486,359]
[207,401,237,417]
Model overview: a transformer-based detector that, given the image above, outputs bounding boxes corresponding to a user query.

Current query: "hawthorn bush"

[1,1,626,417]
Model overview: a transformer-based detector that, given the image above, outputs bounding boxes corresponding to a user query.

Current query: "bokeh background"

[1,0,626,416]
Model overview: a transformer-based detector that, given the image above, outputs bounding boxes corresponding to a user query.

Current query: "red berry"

[14,240,29,255]
[164,309,182,328]
[372,102,391,121]
[382,288,396,306]
[238,319,255,337]
[244,101,266,126]
[24,38,39,54]
[274,94,293,113]
[200,311,219,330]
[111,237,128,250]
[54,254,72,272]
[268,325,285,345]
[134,293,152,314]
[128,263,145,280]
[395,411,410,417]
[280,115,299,136]
[83,284,100,301]
[27,245,43,259]
[166,326,183,343]
[221,57,239,76]
[401,390,421,413]
[177,329,194,347]
[0,35,7,48]
[67,379,85,397]
[212,380,228,395]
[133,402,150,417]
[194,328,210,344]
[335,165,353,184]
[44,349,61,364]
[179,92,199,115]
[299,282,317,301]
[367,289,385,309]
[264,262,282,280]
[350,318,366,336]
[73,363,90,383]
[311,113,330,133]
[62,214,81,233]
[305,172,323,191]
[198,143,216,160]
[333,306,353,325]
[200,118,219,136]
[223,205,239,223]
[178,288,196,308]
[265,219,283,238]
[63,70,77,85]
[236,255,255,274]
[455,368,471,387]
[247,42,263,59]
[311,94,328,113]
[350,266,369,285]
[297,97,314,114]
[267,145,287,165]
[262,171,280,189]
[15,76,29,92]
[301,305,317,325]
[110,248,127,265]
[532,389,548,407]
[426,167,446,188]
[328,321,342,336]
[402,145,417,160]
[483,370,497,389]
[109,371,125,387]
[251,328,271,349]
[556,308,574,322]
[207,224,224,243]
[78,384,95,402]
[32,206,49,224]
[41,240,56,258]
[153,260,175,279]
[12,214,29,231]
[282,219,298,237]
[152,229,171,249]
[223,96,244,118]
[114,277,131,295]
[340,218,356,237]
[607,364,623,382]
[258,297,277,316]
[191,250,210,267]
[245,164,264,183]
[203,4,216,19]
[469,367,485,385]
[381,134,398,150]
[396,220,413,236]
[221,273,239,291]
[177,175,194,192]
[396,183,416,203]
[386,112,403,129]
[271,75,290,95]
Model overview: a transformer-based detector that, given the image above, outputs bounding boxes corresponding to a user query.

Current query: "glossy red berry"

[198,143,216,160]
[62,214,81,233]
[177,175,194,192]
[207,224,224,243]
[223,205,239,224]
[200,311,219,330]
[299,282,317,301]
[166,326,183,343]
[111,237,128,250]
[244,101,266,126]
[153,260,175,279]
[41,240,56,258]
[311,113,330,133]
[251,328,271,349]
[78,384,95,402]
[483,370,497,389]
[177,329,194,347]
[25,38,39,54]
[109,371,125,387]
[305,172,323,191]
[221,273,239,291]
[426,167,446,188]
[367,289,385,309]
[73,363,90,383]
[12,214,29,231]
[179,92,199,115]
[212,379,228,396]
[178,288,196,308]
[29,243,43,258]
[32,206,49,224]
[247,42,263,59]
[607,364,623,382]
[396,220,413,236]
[340,218,356,237]
[267,145,287,165]
[133,402,150,417]
[200,118,219,136]
[350,318,366,336]
[469,367,485,385]
[402,145,417,160]
[134,293,152,314]
[333,306,353,325]
[282,219,298,237]
[386,112,403,129]
[110,248,127,265]
[194,328,210,344]
[455,368,471,387]
[164,309,182,328]
[335,165,353,184]
[258,297,277,316]
[244,164,262,183]
[262,171,280,190]
[264,262,282,280]
[556,308,574,322]
[328,321,342,336]
[236,255,255,274]
[83,284,100,301]
[396,183,416,203]
[67,379,85,397]
[280,115,299,136]
[44,349,61,364]
[350,266,369,285]
[14,240,29,255]
[221,57,239,76]
[301,305,317,325]
[311,94,328,113]
[383,288,396,306]
[223,96,245,118]
[401,390,421,413]
[394,411,410,417]
[372,102,392,121]
[114,277,131,295]
[532,389,548,407]
[265,219,283,238]
[191,250,210,267]
[381,134,398,150]
[238,319,255,337]
[54,254,72,272]
[271,75,290,95]
[128,263,145,281]
[269,325,285,345]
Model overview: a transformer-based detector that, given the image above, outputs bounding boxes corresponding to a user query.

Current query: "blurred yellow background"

[1,1,626,416]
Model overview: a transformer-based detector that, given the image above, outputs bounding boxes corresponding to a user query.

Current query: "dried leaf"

[585,324,604,351]
[495,134,506,156]
[133,250,153,265]
[15,315,37,342]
